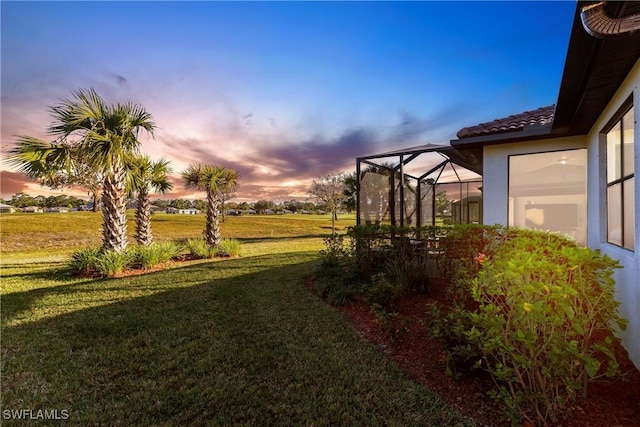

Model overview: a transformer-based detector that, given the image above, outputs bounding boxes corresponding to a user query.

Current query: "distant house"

[282,209,293,214]
[166,207,200,215]
[264,209,276,215]
[449,1,640,369]
[46,206,69,213]
[226,209,240,216]
[301,210,311,215]
[0,203,16,213]
[21,206,43,213]
[245,209,257,215]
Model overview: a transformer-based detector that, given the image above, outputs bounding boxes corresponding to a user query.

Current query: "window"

[508,149,587,245]
[606,103,635,250]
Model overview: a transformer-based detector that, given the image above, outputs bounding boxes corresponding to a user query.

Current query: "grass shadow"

[1,251,470,426]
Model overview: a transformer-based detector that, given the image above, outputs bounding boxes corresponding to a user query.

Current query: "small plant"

[319,234,350,267]
[68,247,100,275]
[315,274,356,306]
[372,304,410,343]
[185,238,215,259]
[425,301,481,379]
[384,252,430,294]
[95,250,134,277]
[366,272,405,311]
[215,238,242,257]
[156,241,184,261]
[133,242,183,269]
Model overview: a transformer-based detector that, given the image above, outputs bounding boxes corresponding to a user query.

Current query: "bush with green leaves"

[346,224,398,280]
[319,235,351,267]
[466,229,626,425]
[215,238,242,257]
[185,238,216,259]
[314,234,361,305]
[185,238,241,259]
[68,247,101,276]
[366,272,405,311]
[132,242,183,269]
[383,249,430,294]
[95,250,135,278]
[372,303,410,343]
[425,301,479,379]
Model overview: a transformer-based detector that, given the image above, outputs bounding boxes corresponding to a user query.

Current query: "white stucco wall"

[585,59,640,369]
[482,59,640,369]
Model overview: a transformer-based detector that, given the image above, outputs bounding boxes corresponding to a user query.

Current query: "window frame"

[507,148,588,245]
[603,97,634,251]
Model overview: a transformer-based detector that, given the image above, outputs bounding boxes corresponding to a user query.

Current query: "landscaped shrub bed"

[68,239,242,278]
[69,242,184,277]
[316,224,629,425]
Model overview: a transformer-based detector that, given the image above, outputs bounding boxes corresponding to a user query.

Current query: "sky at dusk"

[1,1,576,202]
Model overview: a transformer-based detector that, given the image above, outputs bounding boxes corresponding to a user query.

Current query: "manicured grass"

[0,212,353,257]
[0,213,471,425]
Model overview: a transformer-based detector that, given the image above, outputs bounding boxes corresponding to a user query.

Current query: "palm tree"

[128,155,172,246]
[7,88,155,252]
[181,164,239,249]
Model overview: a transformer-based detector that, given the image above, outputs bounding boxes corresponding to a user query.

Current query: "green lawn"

[0,212,471,425]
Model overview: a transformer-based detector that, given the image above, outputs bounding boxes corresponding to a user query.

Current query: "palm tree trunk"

[205,191,221,248]
[135,188,153,246]
[101,165,128,252]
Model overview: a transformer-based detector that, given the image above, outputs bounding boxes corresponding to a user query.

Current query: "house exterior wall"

[482,59,640,369]
[585,58,640,369]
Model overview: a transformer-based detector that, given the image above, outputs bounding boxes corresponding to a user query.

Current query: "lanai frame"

[355,143,483,228]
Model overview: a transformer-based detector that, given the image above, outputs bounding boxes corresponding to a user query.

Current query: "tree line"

[1,194,348,215]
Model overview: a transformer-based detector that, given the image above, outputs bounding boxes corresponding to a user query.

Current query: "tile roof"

[456,105,555,139]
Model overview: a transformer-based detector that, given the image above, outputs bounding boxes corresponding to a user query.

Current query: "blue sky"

[1,1,576,201]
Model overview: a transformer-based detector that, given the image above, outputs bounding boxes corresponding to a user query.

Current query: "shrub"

[314,234,361,305]
[185,238,215,259]
[319,235,350,267]
[425,301,480,379]
[215,238,242,257]
[366,272,405,311]
[346,225,396,280]
[156,241,184,261]
[466,229,626,425]
[133,242,183,269]
[383,250,430,294]
[372,303,410,343]
[315,274,357,306]
[68,247,100,275]
[95,250,134,278]
[438,224,505,280]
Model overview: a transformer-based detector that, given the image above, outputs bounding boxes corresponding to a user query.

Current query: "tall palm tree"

[7,88,155,252]
[181,164,239,249]
[128,155,172,246]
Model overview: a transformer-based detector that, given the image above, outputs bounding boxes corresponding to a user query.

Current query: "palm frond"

[127,155,173,196]
[181,163,204,189]
[5,136,74,179]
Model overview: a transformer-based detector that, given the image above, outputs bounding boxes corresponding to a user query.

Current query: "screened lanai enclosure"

[356,144,483,227]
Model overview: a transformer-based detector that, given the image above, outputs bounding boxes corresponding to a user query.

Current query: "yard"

[0,212,470,425]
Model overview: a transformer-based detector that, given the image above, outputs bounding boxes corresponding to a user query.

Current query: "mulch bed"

[308,277,640,427]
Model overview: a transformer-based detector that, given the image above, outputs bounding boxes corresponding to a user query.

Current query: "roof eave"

[451,122,554,148]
